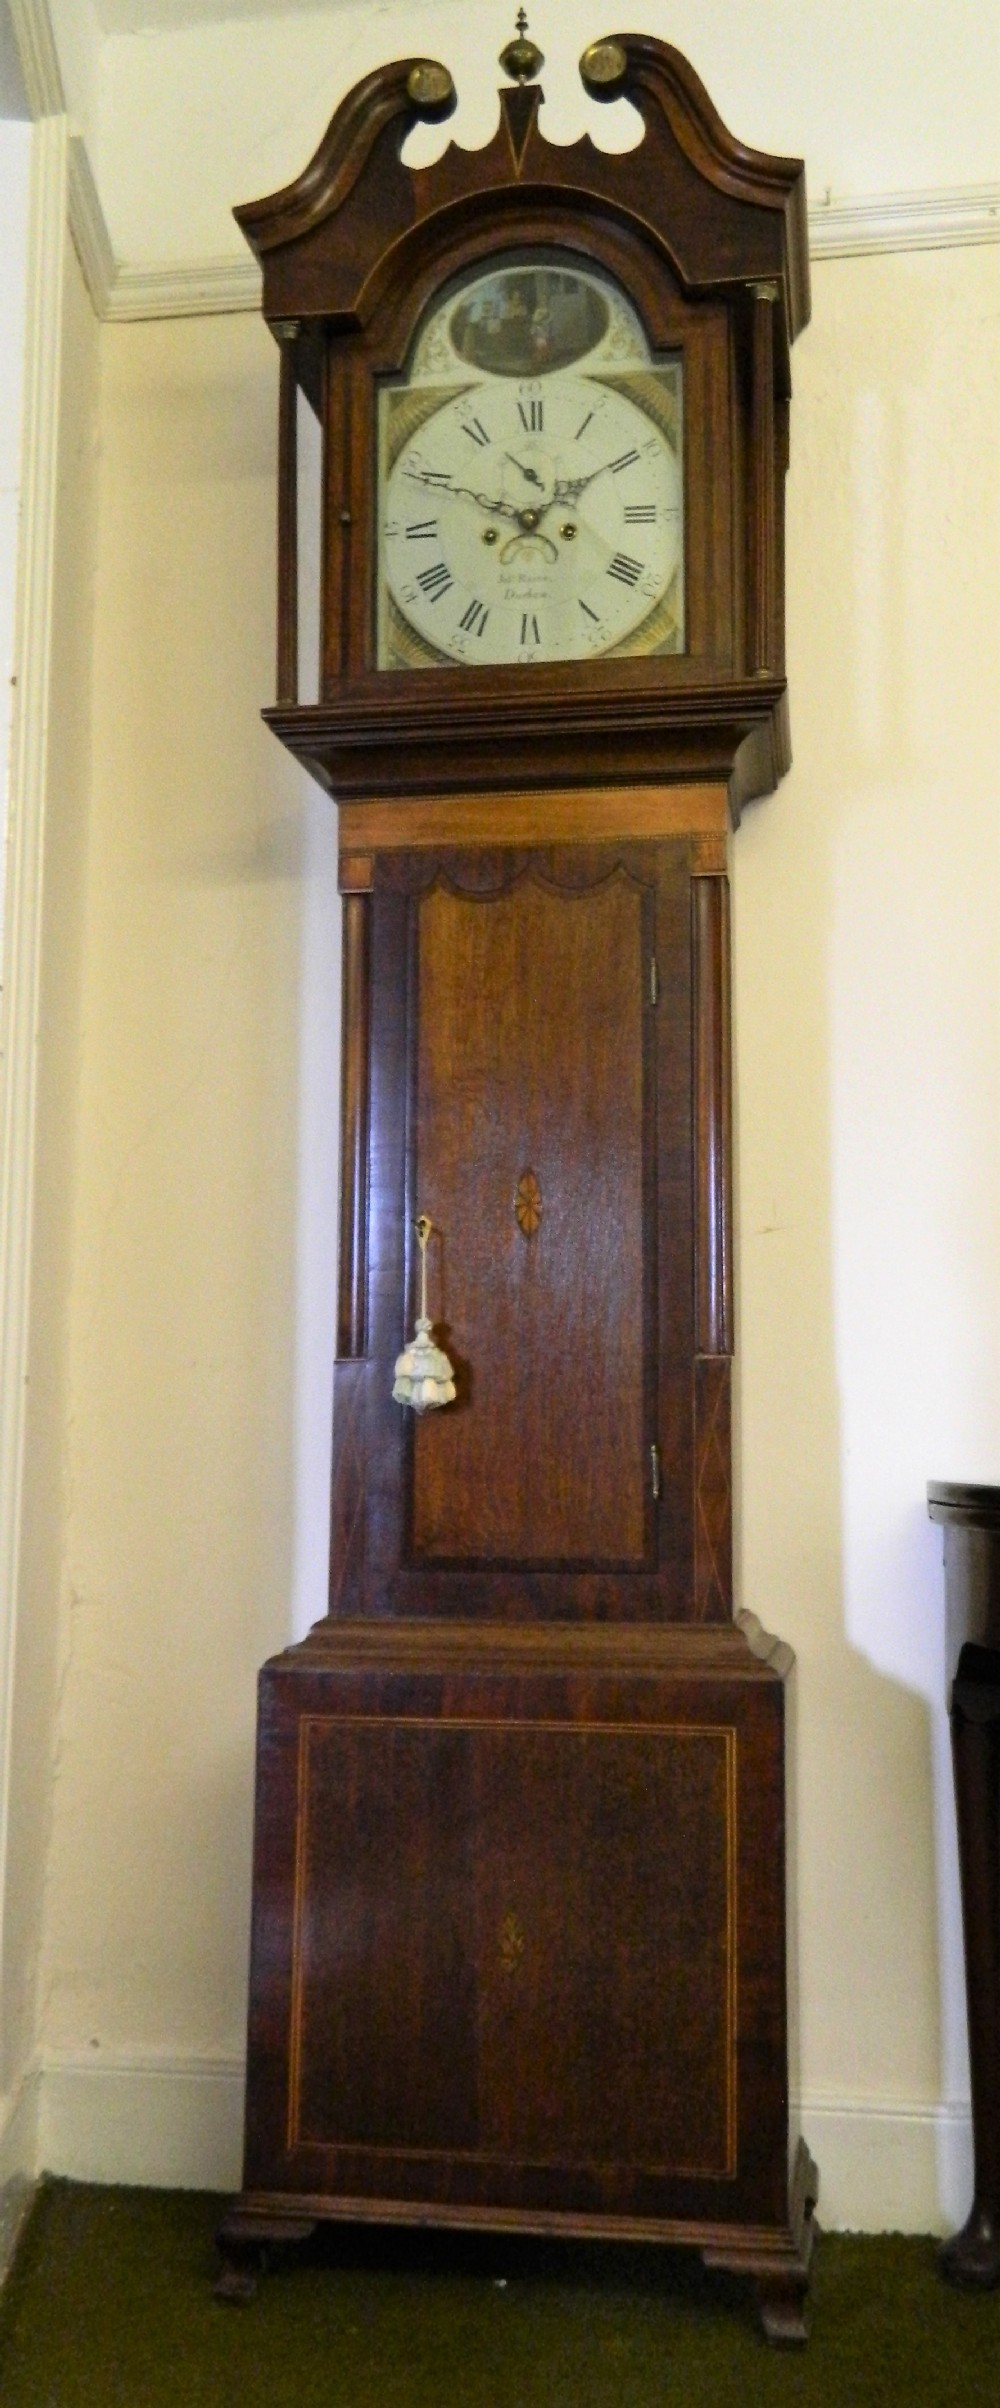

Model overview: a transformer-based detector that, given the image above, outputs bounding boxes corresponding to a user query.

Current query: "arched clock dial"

[381,372,681,666]
[376,259,684,670]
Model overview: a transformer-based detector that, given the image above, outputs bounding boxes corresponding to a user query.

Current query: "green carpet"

[2,2184,1000,2406]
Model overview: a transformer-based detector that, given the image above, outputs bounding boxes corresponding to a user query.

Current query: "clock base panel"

[224,1620,816,2344]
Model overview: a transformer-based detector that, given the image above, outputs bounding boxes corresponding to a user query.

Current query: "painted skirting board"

[38,2052,246,2194]
[26,2049,971,2234]
[800,2095,972,2239]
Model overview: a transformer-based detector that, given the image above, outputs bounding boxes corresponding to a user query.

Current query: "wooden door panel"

[357,840,698,1621]
[289,1710,735,2179]
[412,867,648,1564]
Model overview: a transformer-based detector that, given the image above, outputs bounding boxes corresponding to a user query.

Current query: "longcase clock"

[218,24,817,2344]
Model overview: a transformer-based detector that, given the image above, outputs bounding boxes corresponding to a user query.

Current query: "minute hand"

[553,465,610,502]
[460,486,520,519]
[404,472,519,521]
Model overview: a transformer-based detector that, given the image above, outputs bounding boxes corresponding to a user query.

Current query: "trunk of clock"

[225,819,813,2333]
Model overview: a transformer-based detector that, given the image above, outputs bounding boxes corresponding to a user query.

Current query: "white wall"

[0,108,33,2272]
[34,307,339,2093]
[735,239,1000,2219]
[41,0,1000,274]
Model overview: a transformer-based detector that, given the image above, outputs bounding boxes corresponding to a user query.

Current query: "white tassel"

[393,1216,457,1412]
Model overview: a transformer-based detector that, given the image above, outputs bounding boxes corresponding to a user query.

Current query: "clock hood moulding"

[234,32,809,385]
[263,681,792,827]
[235,32,809,816]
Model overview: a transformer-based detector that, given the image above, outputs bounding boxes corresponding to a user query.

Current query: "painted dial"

[380,372,682,667]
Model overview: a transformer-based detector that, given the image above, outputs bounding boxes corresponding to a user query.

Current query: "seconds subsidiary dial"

[376,260,684,671]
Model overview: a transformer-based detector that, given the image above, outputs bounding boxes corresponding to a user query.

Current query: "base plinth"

[216,2143,819,2344]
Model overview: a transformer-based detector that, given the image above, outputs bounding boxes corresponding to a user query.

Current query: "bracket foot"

[215,2205,318,2304]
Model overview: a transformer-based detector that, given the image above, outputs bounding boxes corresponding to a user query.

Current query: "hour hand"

[506,452,546,492]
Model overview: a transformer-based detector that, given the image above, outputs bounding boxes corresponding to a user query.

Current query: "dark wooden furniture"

[219,28,817,2344]
[928,1481,1000,2286]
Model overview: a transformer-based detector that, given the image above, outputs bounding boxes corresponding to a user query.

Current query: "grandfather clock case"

[220,30,817,2344]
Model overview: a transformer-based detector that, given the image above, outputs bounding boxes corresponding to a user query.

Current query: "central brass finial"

[500,7,544,83]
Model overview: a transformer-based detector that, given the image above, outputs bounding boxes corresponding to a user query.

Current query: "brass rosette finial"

[579,38,628,97]
[500,8,544,84]
[405,59,457,121]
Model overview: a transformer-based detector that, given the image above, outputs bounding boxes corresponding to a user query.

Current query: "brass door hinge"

[650,1443,662,1501]
[649,955,660,1007]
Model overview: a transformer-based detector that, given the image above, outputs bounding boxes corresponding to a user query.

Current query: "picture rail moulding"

[62,155,1000,325]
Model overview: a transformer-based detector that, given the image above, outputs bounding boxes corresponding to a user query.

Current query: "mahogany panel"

[335,893,371,1360]
[347,839,696,1621]
[689,832,728,875]
[320,342,349,696]
[692,873,732,1358]
[338,850,374,895]
[327,1361,366,1616]
[773,398,789,682]
[291,1713,735,2175]
[653,845,696,1602]
[357,880,412,1603]
[411,867,648,1564]
[694,1357,733,1622]
[748,286,778,678]
[276,336,298,704]
[241,1625,790,2230]
[338,783,729,857]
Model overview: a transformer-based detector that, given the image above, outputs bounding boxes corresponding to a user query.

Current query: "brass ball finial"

[579,38,628,96]
[405,60,457,120]
[500,8,544,83]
